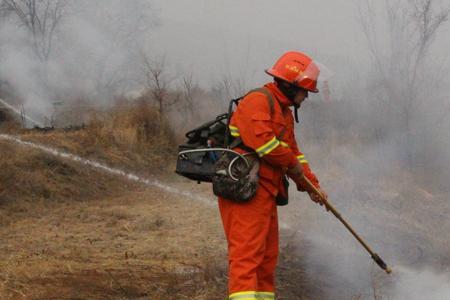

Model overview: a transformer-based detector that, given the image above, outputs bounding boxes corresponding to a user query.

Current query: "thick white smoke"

[0,0,158,126]
[388,267,450,300]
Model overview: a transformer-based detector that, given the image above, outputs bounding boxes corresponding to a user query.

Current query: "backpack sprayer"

[175,93,255,184]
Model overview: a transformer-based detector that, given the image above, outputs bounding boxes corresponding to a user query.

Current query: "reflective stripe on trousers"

[229,291,275,300]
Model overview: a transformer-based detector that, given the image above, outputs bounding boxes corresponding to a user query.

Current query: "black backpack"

[175,88,278,183]
[175,88,291,205]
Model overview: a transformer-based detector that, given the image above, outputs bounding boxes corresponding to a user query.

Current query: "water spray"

[0,98,44,127]
[0,134,211,204]
[303,175,393,274]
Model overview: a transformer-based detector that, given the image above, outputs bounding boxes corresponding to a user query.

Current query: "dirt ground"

[0,181,229,300]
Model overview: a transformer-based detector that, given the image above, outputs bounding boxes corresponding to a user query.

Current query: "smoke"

[0,0,158,126]
[286,2,450,294]
[291,107,450,299]
[0,20,51,123]
[387,267,450,300]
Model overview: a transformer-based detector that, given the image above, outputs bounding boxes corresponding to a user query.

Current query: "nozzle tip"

[385,267,392,274]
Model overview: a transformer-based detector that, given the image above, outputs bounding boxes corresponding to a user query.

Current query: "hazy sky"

[149,0,369,88]
[149,0,450,92]
[154,0,361,48]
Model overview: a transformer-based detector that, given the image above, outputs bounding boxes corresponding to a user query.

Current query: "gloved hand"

[308,188,329,211]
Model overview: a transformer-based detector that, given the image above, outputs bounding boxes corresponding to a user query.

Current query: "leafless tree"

[139,53,179,123]
[215,75,248,102]
[211,44,256,105]
[179,72,214,124]
[0,0,67,62]
[181,73,196,117]
[358,0,449,168]
[75,0,157,99]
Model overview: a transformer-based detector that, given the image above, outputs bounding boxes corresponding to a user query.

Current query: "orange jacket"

[229,82,320,197]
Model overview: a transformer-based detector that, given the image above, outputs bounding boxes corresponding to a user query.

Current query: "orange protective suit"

[219,82,320,299]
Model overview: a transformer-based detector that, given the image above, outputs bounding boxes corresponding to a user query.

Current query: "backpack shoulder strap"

[228,87,287,149]
[226,88,274,146]
[248,88,287,140]
[247,88,275,116]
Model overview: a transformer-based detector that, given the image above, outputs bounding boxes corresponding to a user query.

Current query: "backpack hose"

[178,147,251,181]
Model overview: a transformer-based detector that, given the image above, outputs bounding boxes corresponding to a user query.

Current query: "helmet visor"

[292,60,333,93]
[292,61,320,93]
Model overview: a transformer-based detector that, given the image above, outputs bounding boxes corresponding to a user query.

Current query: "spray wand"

[302,175,392,274]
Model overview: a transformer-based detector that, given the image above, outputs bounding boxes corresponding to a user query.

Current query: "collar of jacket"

[264,82,293,108]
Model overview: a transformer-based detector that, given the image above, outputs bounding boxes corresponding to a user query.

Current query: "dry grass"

[19,99,177,177]
[0,183,228,300]
[0,104,230,299]
[0,141,129,207]
[0,127,227,299]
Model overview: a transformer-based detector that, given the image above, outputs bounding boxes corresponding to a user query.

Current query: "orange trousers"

[219,185,279,297]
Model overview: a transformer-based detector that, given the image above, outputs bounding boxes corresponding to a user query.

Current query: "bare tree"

[139,53,179,123]
[214,75,248,102]
[358,0,449,168]
[180,72,196,118]
[74,0,158,99]
[409,0,449,89]
[0,0,67,62]
[211,44,257,105]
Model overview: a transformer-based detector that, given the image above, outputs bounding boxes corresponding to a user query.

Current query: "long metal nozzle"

[372,253,392,274]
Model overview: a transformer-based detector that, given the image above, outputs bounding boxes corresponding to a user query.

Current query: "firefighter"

[219,51,328,300]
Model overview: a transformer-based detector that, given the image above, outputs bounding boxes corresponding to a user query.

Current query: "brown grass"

[0,183,228,299]
[19,99,177,177]
[0,101,231,299]
[0,141,130,207]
